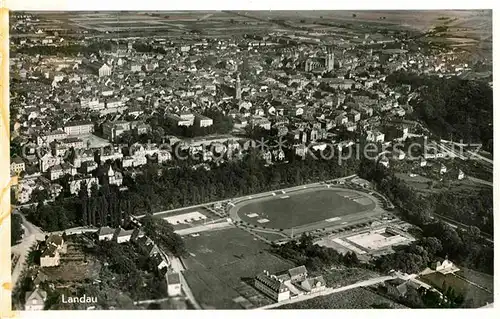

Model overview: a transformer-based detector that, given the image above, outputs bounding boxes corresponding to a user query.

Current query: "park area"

[182,227,294,309]
[237,188,376,229]
[277,287,407,309]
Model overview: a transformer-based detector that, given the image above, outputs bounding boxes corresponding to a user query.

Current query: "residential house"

[97,227,115,241]
[40,246,60,267]
[152,253,170,271]
[24,288,47,311]
[114,228,134,243]
[156,150,172,164]
[48,163,77,181]
[300,275,326,293]
[288,265,308,283]
[107,166,123,186]
[69,177,98,195]
[39,153,61,172]
[366,130,385,143]
[11,156,26,174]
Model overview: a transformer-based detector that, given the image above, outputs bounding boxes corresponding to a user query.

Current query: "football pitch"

[236,188,376,229]
[182,227,293,309]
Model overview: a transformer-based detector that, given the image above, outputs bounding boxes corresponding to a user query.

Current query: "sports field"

[237,188,376,229]
[182,227,294,309]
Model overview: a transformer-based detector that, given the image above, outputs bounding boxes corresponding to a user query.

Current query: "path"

[259,275,396,309]
[467,176,493,187]
[10,211,46,286]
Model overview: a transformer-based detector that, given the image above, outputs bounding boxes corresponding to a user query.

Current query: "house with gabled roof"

[25,288,47,311]
[300,275,326,293]
[97,227,115,241]
[113,228,134,243]
[288,265,308,283]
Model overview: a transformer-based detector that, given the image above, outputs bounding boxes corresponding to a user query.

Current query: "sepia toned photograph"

[5,7,493,312]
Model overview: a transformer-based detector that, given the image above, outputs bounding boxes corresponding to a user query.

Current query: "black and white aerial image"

[9,10,493,310]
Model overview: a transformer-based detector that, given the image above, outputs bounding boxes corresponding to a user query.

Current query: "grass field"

[418,272,493,307]
[320,267,382,288]
[457,267,494,292]
[277,287,407,309]
[182,227,294,309]
[237,189,375,229]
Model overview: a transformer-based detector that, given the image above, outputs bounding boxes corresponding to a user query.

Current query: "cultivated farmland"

[277,287,407,309]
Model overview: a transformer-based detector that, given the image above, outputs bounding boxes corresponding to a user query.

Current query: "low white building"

[166,272,182,297]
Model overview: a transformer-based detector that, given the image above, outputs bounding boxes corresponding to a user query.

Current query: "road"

[10,211,46,286]
[432,213,493,244]
[10,207,98,287]
[466,150,493,165]
[467,176,493,187]
[259,275,396,309]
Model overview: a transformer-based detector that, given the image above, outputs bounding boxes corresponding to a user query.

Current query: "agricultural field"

[237,188,376,230]
[277,287,407,309]
[182,227,294,309]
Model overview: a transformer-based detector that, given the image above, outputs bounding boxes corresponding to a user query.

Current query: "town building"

[254,271,290,302]
[304,47,334,72]
[194,114,214,127]
[64,121,94,136]
[166,272,182,297]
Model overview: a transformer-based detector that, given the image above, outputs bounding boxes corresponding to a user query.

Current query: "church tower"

[326,47,335,72]
[235,72,242,100]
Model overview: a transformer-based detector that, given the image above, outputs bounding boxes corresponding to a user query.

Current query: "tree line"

[358,158,493,275]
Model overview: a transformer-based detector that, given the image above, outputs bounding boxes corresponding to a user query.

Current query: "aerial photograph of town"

[8,10,493,310]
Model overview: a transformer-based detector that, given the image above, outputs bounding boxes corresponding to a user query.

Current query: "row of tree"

[14,42,112,57]
[272,233,360,271]
[126,149,360,215]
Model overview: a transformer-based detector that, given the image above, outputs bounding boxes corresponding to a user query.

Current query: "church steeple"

[235,72,241,100]
[326,47,335,72]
